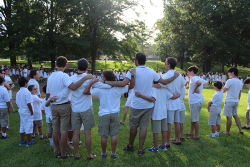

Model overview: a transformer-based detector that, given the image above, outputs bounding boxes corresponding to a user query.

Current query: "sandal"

[171,141,182,145]
[223,132,230,135]
[166,144,171,148]
[56,153,61,158]
[60,154,74,159]
[180,138,185,141]
[170,138,176,141]
[102,153,107,158]
[184,132,192,136]
[122,144,135,151]
[75,154,82,160]
[138,150,145,156]
[87,154,96,160]
[187,136,201,140]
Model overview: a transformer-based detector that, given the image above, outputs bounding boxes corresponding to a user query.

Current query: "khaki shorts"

[47,118,53,133]
[167,110,180,124]
[129,107,153,129]
[0,108,9,127]
[151,118,168,133]
[51,103,72,132]
[179,110,185,124]
[71,107,96,130]
[98,113,120,137]
[33,120,43,128]
[209,106,221,125]
[246,110,250,120]
[223,102,238,117]
[190,101,203,122]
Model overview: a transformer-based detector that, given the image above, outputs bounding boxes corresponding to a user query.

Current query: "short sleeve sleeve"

[126,71,131,80]
[166,90,173,100]
[153,71,161,82]
[41,100,46,111]
[93,82,112,89]
[151,88,157,100]
[4,90,10,102]
[119,85,129,94]
[224,79,231,89]
[33,95,43,103]
[181,77,186,87]
[90,88,100,97]
[26,92,33,104]
[211,94,217,104]
[62,74,73,88]
[191,76,198,83]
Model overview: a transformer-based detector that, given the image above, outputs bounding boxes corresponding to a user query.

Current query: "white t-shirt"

[47,71,72,104]
[0,85,10,108]
[126,66,161,109]
[248,90,250,110]
[28,79,41,96]
[23,69,28,77]
[31,94,43,120]
[161,71,185,110]
[211,90,223,107]
[4,75,12,83]
[16,87,33,114]
[41,99,52,123]
[224,78,243,102]
[151,88,173,120]
[90,86,128,117]
[188,76,204,104]
[70,73,111,112]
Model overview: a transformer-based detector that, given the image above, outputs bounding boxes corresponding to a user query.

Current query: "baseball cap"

[77,58,89,71]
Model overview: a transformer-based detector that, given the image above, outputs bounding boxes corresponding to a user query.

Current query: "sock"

[215,131,219,136]
[40,135,43,138]
[212,133,215,137]
[32,135,35,137]
[49,138,53,146]
[2,133,6,137]
[246,125,249,128]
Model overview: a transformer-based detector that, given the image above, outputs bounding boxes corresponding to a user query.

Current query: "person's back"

[188,75,204,104]
[225,78,242,102]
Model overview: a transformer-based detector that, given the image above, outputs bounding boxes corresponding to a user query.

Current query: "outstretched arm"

[83,78,99,95]
[135,92,155,102]
[158,71,179,85]
[68,74,94,91]
[170,93,180,100]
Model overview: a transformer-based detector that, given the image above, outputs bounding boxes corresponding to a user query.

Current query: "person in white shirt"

[28,70,41,98]
[136,85,180,152]
[161,57,186,146]
[206,81,223,138]
[119,70,124,81]
[186,66,206,140]
[222,67,243,135]
[16,77,35,146]
[28,85,44,140]
[242,79,250,130]
[41,85,53,147]
[120,88,134,125]
[247,75,250,79]
[0,76,11,139]
[23,67,28,78]
[84,70,134,160]
[104,52,179,155]
[46,56,94,159]
[222,72,227,85]
[4,69,17,112]
[70,58,111,160]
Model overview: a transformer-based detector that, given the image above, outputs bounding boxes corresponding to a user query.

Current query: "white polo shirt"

[47,71,72,105]
[41,99,52,123]
[90,86,128,117]
[0,85,10,108]
[224,78,243,102]
[16,87,33,114]
[31,94,43,121]
[28,79,41,96]
[188,76,204,104]
[151,88,173,120]
[70,73,111,112]
[126,66,161,109]
[161,70,185,110]
[211,90,223,107]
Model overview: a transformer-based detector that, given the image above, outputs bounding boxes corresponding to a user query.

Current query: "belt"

[54,101,70,105]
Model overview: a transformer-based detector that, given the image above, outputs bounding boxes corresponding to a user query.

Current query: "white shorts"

[167,110,180,124]
[223,101,238,117]
[190,101,203,122]
[24,74,27,78]
[8,90,12,99]
[125,95,132,107]
[19,112,33,134]
[209,106,221,125]
[179,110,185,123]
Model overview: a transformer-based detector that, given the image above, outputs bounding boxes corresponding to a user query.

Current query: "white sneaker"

[206,134,215,138]
[215,134,219,138]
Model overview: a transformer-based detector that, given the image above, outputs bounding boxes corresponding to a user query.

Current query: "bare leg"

[60,131,68,157]
[38,127,43,136]
[20,133,25,142]
[1,127,6,133]
[233,115,243,133]
[101,137,107,153]
[53,131,61,154]
[84,129,92,157]
[26,134,31,143]
[73,130,80,157]
[138,128,147,151]
[128,128,137,147]
[68,131,73,142]
[166,123,171,145]
[194,121,199,138]
[161,131,167,146]
[211,125,215,133]
[180,123,184,138]
[153,133,159,148]
[225,116,232,134]
[111,135,117,154]
[216,125,220,132]
[174,122,180,142]
[120,106,128,124]
[247,119,250,126]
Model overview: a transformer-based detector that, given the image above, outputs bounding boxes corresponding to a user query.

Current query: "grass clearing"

[1,84,250,166]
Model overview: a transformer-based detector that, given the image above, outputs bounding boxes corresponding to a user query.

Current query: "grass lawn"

[1,83,250,166]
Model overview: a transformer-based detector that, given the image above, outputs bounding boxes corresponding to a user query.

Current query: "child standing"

[207,81,223,138]
[242,79,250,130]
[16,77,35,146]
[28,85,44,140]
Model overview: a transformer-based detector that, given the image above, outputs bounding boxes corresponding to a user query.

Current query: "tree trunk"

[90,26,97,74]
[235,54,239,67]
[50,55,55,70]
[221,63,224,72]
[180,51,184,70]
[28,57,32,68]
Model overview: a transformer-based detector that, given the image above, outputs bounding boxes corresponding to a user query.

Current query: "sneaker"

[1,135,9,139]
[69,141,73,146]
[40,136,44,140]
[102,153,107,158]
[19,140,27,146]
[215,135,220,138]
[206,134,215,138]
[32,135,36,138]
[79,141,83,145]
[158,145,167,151]
[148,147,159,152]
[26,141,36,146]
[242,126,250,130]
[111,153,117,160]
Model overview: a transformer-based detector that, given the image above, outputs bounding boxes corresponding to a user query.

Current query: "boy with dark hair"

[242,79,250,130]
[83,69,135,160]
[28,70,41,98]
[16,77,35,146]
[207,81,223,138]
[222,67,243,135]
[0,76,11,139]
